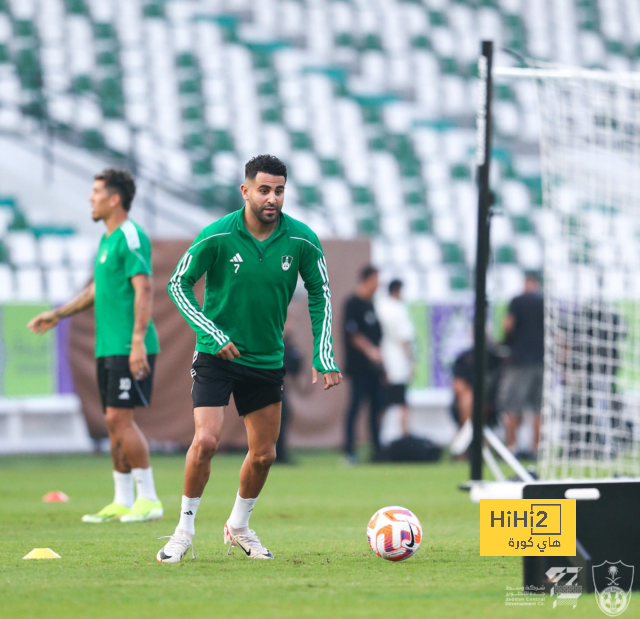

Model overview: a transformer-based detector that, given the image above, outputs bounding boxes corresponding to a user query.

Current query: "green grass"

[0,452,631,618]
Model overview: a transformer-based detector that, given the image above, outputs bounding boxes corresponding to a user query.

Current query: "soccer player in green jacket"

[157,155,341,562]
[28,169,163,523]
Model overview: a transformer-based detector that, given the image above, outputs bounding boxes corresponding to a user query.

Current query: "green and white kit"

[168,208,338,372]
[94,219,160,358]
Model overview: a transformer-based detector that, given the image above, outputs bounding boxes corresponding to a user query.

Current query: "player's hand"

[312,368,343,390]
[368,347,383,365]
[27,311,59,334]
[215,341,241,361]
[129,340,151,380]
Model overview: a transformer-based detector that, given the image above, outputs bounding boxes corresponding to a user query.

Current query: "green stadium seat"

[179,79,201,95]
[410,214,432,233]
[320,159,341,177]
[440,57,458,75]
[0,44,10,63]
[94,23,116,39]
[261,107,281,123]
[398,157,421,178]
[184,132,206,152]
[64,0,88,14]
[143,1,165,19]
[495,245,517,264]
[352,187,373,205]
[357,217,379,235]
[360,34,383,51]
[441,242,465,265]
[290,132,312,150]
[451,164,471,179]
[298,186,320,207]
[335,33,354,48]
[411,35,431,50]
[176,53,197,69]
[450,269,470,291]
[212,130,234,152]
[512,215,535,234]
[96,51,118,67]
[258,80,278,96]
[15,49,42,89]
[14,20,36,38]
[72,75,92,94]
[429,11,447,27]
[192,158,213,176]
[181,105,203,122]
[361,106,383,124]
[82,129,105,151]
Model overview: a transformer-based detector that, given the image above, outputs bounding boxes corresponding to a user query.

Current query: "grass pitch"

[0,452,631,618]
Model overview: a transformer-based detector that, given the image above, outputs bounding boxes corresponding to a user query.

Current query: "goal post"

[474,47,640,482]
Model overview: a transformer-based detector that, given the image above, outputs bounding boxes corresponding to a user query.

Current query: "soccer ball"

[367,506,422,561]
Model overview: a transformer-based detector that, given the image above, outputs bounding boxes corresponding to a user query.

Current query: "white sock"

[177,496,201,537]
[113,471,134,508]
[228,491,258,531]
[131,467,159,502]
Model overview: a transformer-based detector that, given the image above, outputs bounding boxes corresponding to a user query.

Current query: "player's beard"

[250,201,281,225]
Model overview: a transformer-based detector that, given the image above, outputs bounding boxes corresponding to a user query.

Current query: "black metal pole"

[471,41,494,481]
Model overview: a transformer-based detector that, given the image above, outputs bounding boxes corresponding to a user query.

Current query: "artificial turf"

[0,452,631,618]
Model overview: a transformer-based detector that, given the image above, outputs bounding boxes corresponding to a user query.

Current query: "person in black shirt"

[499,272,544,455]
[343,265,384,462]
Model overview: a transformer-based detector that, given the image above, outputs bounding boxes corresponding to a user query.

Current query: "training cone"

[23,548,61,560]
[42,491,69,503]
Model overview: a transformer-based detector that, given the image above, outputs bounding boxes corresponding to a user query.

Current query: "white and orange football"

[367,506,422,561]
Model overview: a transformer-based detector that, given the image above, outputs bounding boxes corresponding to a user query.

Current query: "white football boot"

[156,529,195,563]
[223,522,274,559]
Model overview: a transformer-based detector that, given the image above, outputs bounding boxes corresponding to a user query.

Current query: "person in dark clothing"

[343,265,384,462]
[275,330,303,464]
[451,344,502,429]
[499,272,544,454]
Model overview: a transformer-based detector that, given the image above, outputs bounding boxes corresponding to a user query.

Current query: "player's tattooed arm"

[26,282,95,334]
[130,274,153,380]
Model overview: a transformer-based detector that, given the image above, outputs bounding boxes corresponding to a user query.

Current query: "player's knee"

[105,408,131,433]
[251,449,276,470]
[192,433,219,458]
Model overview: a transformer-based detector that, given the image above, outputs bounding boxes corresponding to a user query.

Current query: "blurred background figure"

[376,279,414,436]
[343,265,383,463]
[276,320,304,465]
[449,340,503,458]
[499,272,544,457]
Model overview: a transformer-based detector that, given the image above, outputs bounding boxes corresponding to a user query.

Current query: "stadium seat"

[39,235,66,266]
[66,236,95,266]
[6,231,37,265]
[1,0,638,302]
[45,267,72,304]
[16,267,43,301]
[0,264,14,302]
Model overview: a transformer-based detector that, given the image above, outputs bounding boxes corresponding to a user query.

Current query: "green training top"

[168,208,339,372]
[94,219,160,358]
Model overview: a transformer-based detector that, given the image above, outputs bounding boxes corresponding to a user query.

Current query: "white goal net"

[497,67,640,480]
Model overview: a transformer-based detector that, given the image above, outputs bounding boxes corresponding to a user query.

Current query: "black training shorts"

[386,383,407,406]
[97,355,156,411]
[191,351,285,416]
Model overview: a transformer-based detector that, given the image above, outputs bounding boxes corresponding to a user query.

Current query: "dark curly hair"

[245,155,287,182]
[94,168,136,212]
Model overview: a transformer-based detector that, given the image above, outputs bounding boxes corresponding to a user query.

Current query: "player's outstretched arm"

[26,282,95,334]
[312,367,343,390]
[129,274,153,380]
